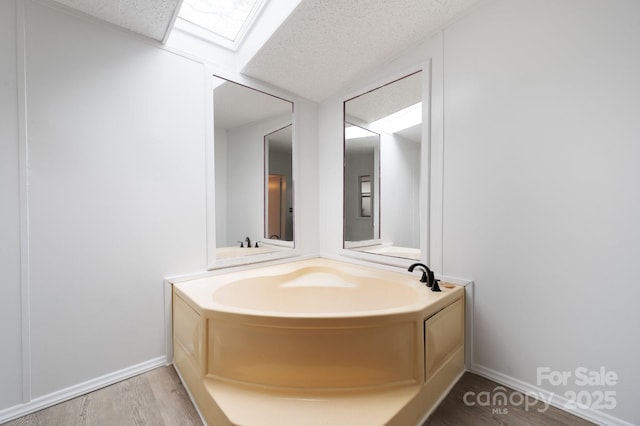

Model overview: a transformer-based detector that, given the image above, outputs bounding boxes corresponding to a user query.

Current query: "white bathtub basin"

[212,266,420,313]
[172,257,465,426]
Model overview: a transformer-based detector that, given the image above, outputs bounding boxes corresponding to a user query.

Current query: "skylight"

[178,0,264,43]
[345,125,377,140]
[370,103,422,135]
[346,103,423,140]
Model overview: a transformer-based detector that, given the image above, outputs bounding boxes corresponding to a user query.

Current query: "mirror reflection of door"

[267,175,287,239]
[264,125,293,241]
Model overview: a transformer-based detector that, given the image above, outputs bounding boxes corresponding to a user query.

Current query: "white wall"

[442,1,640,423]
[320,1,640,424]
[0,0,209,417]
[223,114,291,246]
[293,97,320,255]
[214,127,228,246]
[23,0,208,398]
[381,133,420,248]
[319,98,351,255]
[0,0,24,410]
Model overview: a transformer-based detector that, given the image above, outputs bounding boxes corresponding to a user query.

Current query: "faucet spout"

[245,236,251,248]
[408,262,440,292]
[408,262,429,284]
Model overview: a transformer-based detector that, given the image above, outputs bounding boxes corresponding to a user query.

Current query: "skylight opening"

[178,0,265,45]
[346,103,422,140]
[370,103,422,135]
[345,125,377,140]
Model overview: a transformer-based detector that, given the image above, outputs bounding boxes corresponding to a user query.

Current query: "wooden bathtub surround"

[172,258,465,425]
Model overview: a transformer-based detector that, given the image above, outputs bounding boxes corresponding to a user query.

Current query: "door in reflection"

[267,174,287,240]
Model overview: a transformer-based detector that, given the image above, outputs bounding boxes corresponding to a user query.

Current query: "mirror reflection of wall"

[213,76,294,260]
[265,125,293,242]
[343,71,423,261]
[344,125,380,242]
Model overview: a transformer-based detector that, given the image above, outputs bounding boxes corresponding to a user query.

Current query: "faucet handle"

[236,240,244,248]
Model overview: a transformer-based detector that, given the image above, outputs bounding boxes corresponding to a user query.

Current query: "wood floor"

[5,366,202,426]
[424,372,594,426]
[6,367,594,426]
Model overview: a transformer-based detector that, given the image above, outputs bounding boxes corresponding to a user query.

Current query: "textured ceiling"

[51,0,481,101]
[242,0,481,102]
[52,0,180,41]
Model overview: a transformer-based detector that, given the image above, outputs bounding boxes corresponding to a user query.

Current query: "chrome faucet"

[408,262,441,292]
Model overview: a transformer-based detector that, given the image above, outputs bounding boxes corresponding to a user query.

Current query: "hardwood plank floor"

[5,366,202,426]
[424,373,595,426]
[6,368,594,425]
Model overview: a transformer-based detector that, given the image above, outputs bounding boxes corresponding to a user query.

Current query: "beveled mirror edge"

[205,69,300,270]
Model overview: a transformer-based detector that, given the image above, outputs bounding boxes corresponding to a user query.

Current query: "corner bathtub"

[172,258,464,426]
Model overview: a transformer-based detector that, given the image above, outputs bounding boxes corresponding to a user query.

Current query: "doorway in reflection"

[265,124,293,241]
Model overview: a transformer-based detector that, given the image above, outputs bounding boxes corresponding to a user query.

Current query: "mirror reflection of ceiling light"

[371,102,422,134]
[345,102,422,140]
[345,126,377,140]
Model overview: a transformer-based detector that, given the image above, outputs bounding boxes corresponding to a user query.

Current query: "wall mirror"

[343,71,423,261]
[264,124,293,241]
[213,76,294,263]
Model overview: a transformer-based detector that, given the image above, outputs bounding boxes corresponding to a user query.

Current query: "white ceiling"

[242,0,482,102]
[53,0,180,41]
[51,0,482,102]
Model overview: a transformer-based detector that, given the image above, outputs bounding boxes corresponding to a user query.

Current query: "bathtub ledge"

[204,379,422,426]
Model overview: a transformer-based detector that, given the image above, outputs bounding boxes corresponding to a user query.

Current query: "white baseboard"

[0,356,168,424]
[471,363,634,426]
